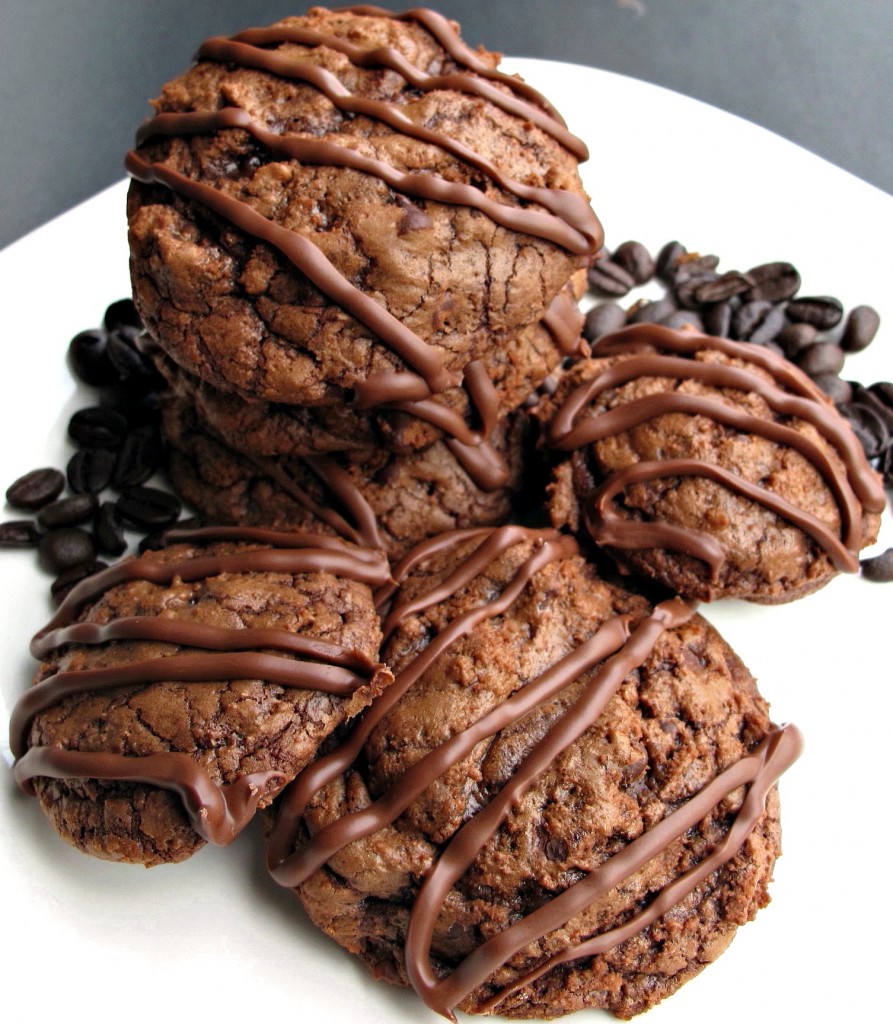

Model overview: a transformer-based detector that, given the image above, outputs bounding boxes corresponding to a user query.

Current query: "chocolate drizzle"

[266,525,801,1018]
[12,528,392,845]
[548,323,885,581]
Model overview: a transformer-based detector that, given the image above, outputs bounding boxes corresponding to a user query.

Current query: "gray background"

[1,0,890,250]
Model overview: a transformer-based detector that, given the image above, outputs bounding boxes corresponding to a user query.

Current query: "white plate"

[1,58,891,1022]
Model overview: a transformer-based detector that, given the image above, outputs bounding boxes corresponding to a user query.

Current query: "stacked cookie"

[125,5,599,558]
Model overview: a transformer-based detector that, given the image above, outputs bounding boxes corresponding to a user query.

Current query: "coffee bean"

[103,298,142,333]
[0,520,40,548]
[860,548,893,583]
[67,448,117,494]
[883,446,893,489]
[797,343,846,378]
[116,486,182,530]
[611,241,655,284]
[587,258,636,297]
[732,300,773,340]
[675,273,717,310]
[583,302,626,342]
[37,494,97,530]
[94,502,127,556]
[6,467,65,511]
[68,406,128,449]
[38,527,96,574]
[850,384,893,435]
[777,322,818,359]
[68,329,119,388]
[785,295,844,330]
[671,253,720,285]
[51,560,108,607]
[656,240,686,281]
[840,305,881,353]
[628,296,676,325]
[106,328,162,391]
[747,305,786,346]
[812,374,852,405]
[743,262,801,303]
[662,310,704,332]
[839,403,889,458]
[868,381,893,410]
[112,424,164,489]
[693,271,753,304]
[703,301,734,337]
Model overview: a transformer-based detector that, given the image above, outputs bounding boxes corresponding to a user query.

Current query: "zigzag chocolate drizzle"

[12,528,392,845]
[266,524,801,1019]
[547,323,885,580]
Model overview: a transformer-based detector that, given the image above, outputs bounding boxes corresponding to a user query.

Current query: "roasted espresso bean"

[112,424,164,490]
[587,258,636,297]
[68,329,120,388]
[67,448,117,495]
[883,446,893,489]
[840,305,881,353]
[583,302,626,342]
[6,467,65,511]
[628,296,677,325]
[37,494,97,530]
[747,305,786,346]
[662,310,704,332]
[812,374,853,405]
[797,343,846,378]
[732,300,773,341]
[743,261,801,303]
[656,240,686,280]
[116,486,182,530]
[103,298,142,333]
[860,548,893,583]
[106,328,162,391]
[38,527,96,574]
[68,406,128,449]
[671,253,720,285]
[94,502,127,556]
[51,560,108,607]
[785,295,844,329]
[612,241,655,284]
[868,381,893,409]
[777,322,818,359]
[0,520,40,548]
[840,403,889,459]
[693,271,753,304]
[850,385,893,435]
[675,273,717,310]
[703,301,734,337]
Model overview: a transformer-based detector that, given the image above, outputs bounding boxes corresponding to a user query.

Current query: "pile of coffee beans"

[1,299,186,604]
[585,240,892,581]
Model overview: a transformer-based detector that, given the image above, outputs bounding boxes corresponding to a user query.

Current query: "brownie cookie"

[150,279,586,465]
[11,528,392,866]
[536,323,886,603]
[126,7,601,431]
[161,397,528,560]
[268,526,801,1019]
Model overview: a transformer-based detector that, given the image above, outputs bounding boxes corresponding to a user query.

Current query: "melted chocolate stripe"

[476,723,803,1014]
[136,110,594,254]
[336,6,570,125]
[192,37,600,250]
[267,527,576,880]
[14,748,283,846]
[127,152,453,393]
[278,613,633,887]
[542,291,586,357]
[34,543,391,651]
[225,23,586,157]
[403,599,696,1014]
[11,654,365,760]
[589,458,859,575]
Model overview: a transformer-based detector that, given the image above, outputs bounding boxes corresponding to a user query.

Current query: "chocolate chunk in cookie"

[11,528,392,865]
[268,526,800,1019]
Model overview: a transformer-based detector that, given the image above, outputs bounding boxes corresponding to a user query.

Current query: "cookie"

[11,528,392,866]
[268,525,801,1019]
[537,323,885,603]
[161,395,528,559]
[149,279,586,467]
[126,5,601,447]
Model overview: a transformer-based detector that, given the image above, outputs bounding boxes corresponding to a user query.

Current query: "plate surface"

[1,57,891,1022]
